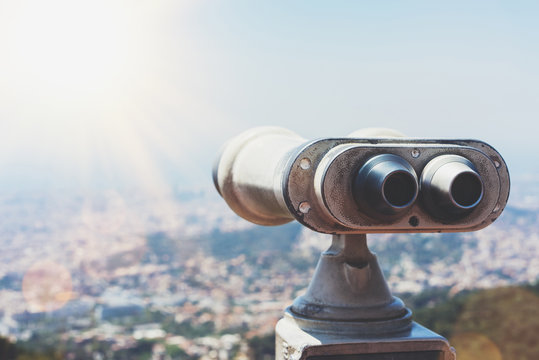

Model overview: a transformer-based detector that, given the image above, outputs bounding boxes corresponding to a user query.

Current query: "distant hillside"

[197,223,303,260]
[408,283,539,360]
[146,222,311,269]
[249,283,539,360]
[143,204,538,293]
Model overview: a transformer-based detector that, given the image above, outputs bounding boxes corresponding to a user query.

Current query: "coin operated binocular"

[213,127,510,360]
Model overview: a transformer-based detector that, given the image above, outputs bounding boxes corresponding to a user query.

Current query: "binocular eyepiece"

[353,153,419,217]
[421,155,484,217]
[213,127,509,234]
[353,153,485,219]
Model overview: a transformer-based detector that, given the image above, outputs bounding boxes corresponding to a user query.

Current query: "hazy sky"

[0,0,538,193]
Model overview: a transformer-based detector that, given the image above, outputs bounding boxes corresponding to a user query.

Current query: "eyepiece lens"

[353,154,418,218]
[383,171,417,207]
[451,172,483,208]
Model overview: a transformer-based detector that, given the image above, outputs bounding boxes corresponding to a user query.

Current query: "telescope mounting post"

[275,233,456,360]
[212,127,509,360]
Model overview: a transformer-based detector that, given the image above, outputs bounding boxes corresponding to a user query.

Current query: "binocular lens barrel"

[421,155,484,217]
[384,172,418,207]
[214,127,508,233]
[450,170,483,208]
[353,154,418,218]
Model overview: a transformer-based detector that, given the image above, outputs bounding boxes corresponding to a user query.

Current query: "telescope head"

[213,127,509,234]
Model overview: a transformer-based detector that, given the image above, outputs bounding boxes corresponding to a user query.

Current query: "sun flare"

[1,0,142,101]
[0,0,202,193]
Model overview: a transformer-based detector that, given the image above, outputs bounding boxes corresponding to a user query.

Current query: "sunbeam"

[0,0,203,193]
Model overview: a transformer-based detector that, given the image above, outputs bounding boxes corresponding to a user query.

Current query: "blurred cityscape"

[0,176,538,359]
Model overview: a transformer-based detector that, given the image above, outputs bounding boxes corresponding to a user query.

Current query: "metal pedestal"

[275,234,456,360]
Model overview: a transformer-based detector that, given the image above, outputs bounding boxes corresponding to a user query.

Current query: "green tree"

[0,336,16,360]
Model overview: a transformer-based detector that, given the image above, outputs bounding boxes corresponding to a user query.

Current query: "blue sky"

[0,0,537,192]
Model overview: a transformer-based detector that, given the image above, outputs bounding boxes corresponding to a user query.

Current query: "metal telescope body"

[213,127,510,360]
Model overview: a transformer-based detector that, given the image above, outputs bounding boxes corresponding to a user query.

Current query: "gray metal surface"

[214,126,510,234]
[276,319,456,360]
[353,154,418,218]
[289,234,411,334]
[420,154,484,218]
[212,127,510,359]
[275,233,456,359]
[213,126,304,225]
[286,138,508,234]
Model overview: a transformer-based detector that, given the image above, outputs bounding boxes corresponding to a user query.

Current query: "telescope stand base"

[275,315,456,360]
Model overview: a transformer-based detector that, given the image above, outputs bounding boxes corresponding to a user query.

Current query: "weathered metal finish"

[214,126,510,233]
[275,318,456,360]
[286,139,507,233]
[212,126,511,360]
[276,233,456,359]
[290,234,412,334]
[352,154,418,217]
[213,127,304,225]
[421,154,484,218]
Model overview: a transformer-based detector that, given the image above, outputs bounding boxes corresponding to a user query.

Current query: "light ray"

[0,0,205,193]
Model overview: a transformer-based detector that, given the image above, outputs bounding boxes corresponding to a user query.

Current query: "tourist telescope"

[213,127,510,359]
